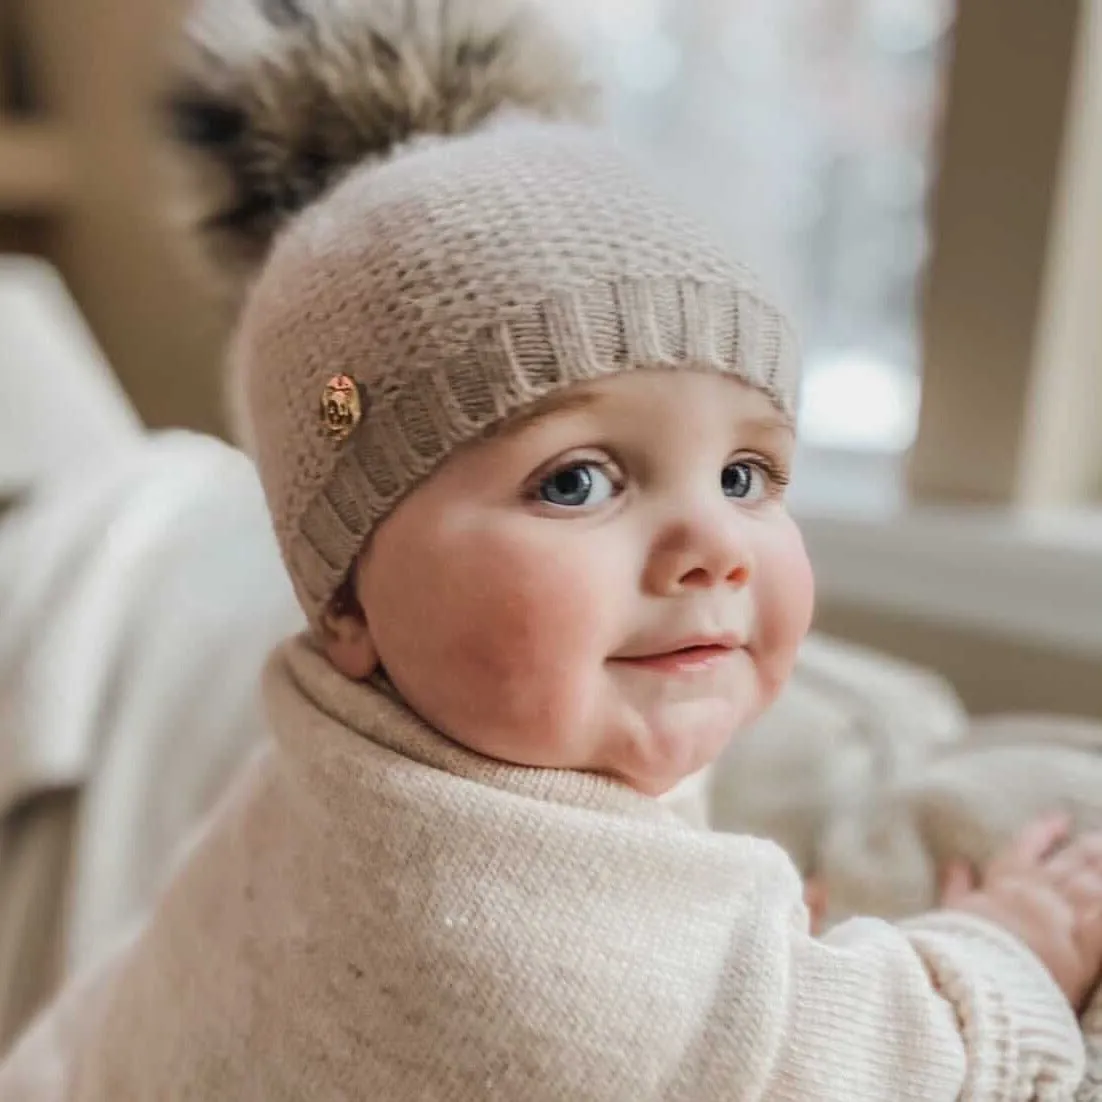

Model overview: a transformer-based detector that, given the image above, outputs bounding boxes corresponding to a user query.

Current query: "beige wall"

[1020,0,1102,506]
[909,0,1082,506]
[15,0,232,437]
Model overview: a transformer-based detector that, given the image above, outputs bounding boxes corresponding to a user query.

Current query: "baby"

[3,1,1102,1098]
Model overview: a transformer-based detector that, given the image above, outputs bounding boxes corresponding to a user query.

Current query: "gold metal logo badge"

[320,374,363,441]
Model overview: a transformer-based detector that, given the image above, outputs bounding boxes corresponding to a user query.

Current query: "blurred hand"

[941,813,1102,1011]
[803,876,828,937]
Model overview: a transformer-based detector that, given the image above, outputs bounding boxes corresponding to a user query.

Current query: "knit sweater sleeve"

[764,906,1084,1100]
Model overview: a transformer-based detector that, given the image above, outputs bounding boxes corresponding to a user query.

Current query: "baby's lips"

[611,631,744,661]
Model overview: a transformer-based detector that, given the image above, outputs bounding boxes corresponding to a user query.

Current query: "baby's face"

[328,370,814,795]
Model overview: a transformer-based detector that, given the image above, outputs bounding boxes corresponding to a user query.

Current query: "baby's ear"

[319,596,378,681]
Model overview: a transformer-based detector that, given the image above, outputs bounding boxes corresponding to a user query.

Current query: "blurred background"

[1,0,1100,716]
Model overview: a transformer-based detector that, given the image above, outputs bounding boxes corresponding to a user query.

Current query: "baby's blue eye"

[722,461,766,501]
[539,463,615,508]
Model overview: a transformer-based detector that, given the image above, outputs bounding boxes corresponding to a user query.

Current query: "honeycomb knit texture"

[234,118,801,621]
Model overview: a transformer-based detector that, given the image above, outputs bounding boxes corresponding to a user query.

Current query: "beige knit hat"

[167,0,801,621]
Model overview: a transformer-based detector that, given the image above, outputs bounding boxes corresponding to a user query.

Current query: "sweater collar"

[265,632,673,822]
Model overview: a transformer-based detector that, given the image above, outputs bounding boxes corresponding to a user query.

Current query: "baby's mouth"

[609,637,741,675]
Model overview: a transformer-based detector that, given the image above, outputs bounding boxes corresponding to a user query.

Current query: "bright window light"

[799,351,921,452]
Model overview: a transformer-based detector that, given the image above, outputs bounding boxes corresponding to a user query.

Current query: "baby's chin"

[406,677,761,796]
[605,697,751,797]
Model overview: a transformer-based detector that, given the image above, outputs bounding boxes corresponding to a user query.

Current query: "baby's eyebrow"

[485,390,601,439]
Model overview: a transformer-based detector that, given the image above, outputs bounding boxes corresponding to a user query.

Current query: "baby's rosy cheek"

[748,526,813,699]
[764,525,815,637]
[478,576,604,721]
[784,556,816,640]
[475,587,592,683]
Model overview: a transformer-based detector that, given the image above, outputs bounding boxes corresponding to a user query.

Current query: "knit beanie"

[167,0,801,622]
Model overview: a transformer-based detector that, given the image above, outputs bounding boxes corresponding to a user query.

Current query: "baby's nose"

[644,511,753,596]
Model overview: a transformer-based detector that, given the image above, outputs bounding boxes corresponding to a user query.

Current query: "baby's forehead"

[487,373,794,441]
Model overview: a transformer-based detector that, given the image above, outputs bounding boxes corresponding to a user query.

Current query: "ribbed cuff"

[901,911,1083,1100]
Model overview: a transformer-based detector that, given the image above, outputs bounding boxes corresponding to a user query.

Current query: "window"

[560,0,954,464]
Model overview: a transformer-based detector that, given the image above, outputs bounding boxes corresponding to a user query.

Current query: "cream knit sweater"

[0,636,1085,1100]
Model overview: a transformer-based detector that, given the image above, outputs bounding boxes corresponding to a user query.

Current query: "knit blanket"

[0,635,1084,1099]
